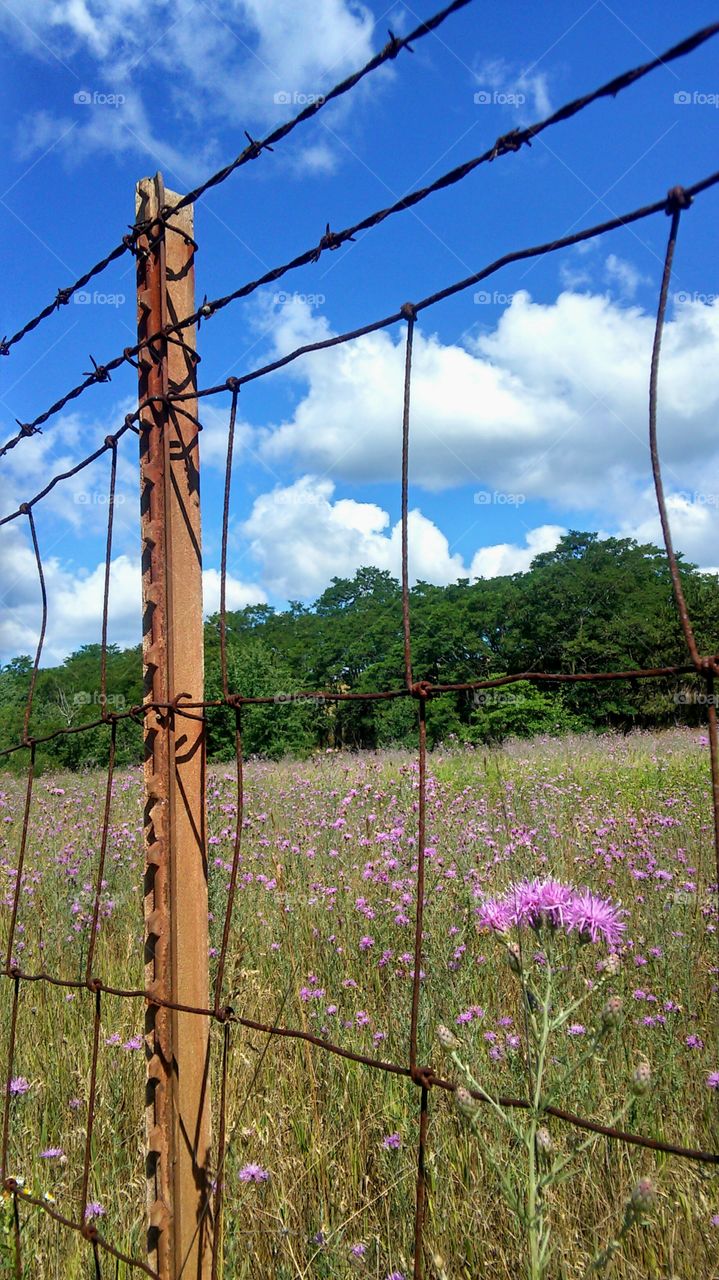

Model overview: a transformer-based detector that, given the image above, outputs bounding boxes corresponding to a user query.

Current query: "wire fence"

[1,6,718,1277]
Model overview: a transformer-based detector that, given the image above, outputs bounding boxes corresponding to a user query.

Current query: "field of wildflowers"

[0,728,717,1278]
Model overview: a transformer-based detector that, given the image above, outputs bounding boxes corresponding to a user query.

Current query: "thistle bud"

[630,1176,656,1215]
[631,1061,651,1096]
[601,995,623,1030]
[455,1086,478,1117]
[506,942,522,975]
[600,953,621,978]
[436,1024,460,1052]
[535,1126,552,1157]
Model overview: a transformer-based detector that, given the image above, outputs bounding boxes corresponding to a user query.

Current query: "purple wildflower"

[350,1241,367,1258]
[40,1148,64,1159]
[8,1077,29,1096]
[382,1133,401,1150]
[475,897,513,933]
[564,888,626,949]
[506,878,574,931]
[84,1202,105,1221]
[706,1072,719,1089]
[238,1162,270,1183]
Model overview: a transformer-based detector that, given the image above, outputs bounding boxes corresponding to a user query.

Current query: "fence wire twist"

[1,9,718,1279]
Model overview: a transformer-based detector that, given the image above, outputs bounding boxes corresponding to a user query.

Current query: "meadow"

[0,728,717,1278]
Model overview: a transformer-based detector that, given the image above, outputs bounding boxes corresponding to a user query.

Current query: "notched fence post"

[136,173,211,1279]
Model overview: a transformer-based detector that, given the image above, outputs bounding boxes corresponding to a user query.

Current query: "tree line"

[1,532,716,771]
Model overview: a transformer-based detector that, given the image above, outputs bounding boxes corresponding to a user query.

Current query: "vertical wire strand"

[400,307,417,691]
[12,1190,21,1280]
[85,720,117,980]
[80,988,103,1224]
[410,698,427,1070]
[705,678,719,899]
[20,506,47,743]
[210,1021,231,1280]
[4,743,35,975]
[99,438,118,710]
[214,383,244,1008]
[214,707,243,1011]
[413,1085,429,1280]
[0,978,20,1182]
[648,197,701,667]
[400,302,428,1280]
[219,384,240,699]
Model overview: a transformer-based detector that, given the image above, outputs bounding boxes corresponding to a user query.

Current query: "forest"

[1,531,717,771]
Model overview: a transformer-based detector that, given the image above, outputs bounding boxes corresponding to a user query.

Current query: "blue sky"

[1,0,719,664]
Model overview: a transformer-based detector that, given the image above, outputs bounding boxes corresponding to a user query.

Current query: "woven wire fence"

[1,7,719,1276]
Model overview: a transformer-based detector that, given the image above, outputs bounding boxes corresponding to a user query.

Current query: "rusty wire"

[3,167,719,543]
[0,0,471,366]
[4,20,719,457]
[1,40,719,1280]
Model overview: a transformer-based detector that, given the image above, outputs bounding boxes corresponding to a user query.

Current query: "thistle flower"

[601,995,623,1030]
[238,1163,270,1183]
[476,897,514,934]
[506,878,574,932]
[535,1126,552,1157]
[564,889,626,949]
[631,1062,651,1096]
[599,953,621,978]
[436,1024,460,1052]
[630,1176,656,1215]
[455,1086,478,1117]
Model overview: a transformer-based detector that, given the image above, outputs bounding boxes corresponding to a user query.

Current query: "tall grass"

[0,729,717,1277]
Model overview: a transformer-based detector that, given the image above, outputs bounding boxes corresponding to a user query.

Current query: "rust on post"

[136,173,211,1279]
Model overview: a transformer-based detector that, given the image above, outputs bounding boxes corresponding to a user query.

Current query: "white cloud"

[241,474,562,598]
[615,487,719,574]
[0,519,266,664]
[202,568,267,614]
[470,525,566,578]
[474,56,552,119]
[257,291,719,517]
[604,253,650,299]
[3,0,377,174]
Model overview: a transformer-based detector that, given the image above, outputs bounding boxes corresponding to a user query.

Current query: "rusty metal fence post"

[136,173,212,1279]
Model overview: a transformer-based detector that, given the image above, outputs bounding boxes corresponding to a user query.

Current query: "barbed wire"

[3,19,719,459]
[0,0,472,365]
[1,21,718,1280]
[3,167,718,538]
